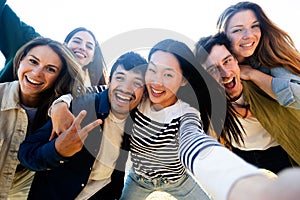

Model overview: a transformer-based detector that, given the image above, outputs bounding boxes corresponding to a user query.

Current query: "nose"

[79,43,86,51]
[32,66,43,76]
[150,72,164,86]
[120,79,135,94]
[242,28,252,39]
[218,65,230,77]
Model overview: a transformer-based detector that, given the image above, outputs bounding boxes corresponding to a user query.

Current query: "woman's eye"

[232,29,242,33]
[86,45,94,50]
[164,73,173,78]
[252,23,260,29]
[29,59,38,65]
[72,39,81,44]
[47,67,56,73]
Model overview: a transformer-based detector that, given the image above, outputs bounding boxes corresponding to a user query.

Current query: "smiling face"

[146,50,186,110]
[108,65,145,120]
[202,45,243,100]
[18,45,63,106]
[226,9,261,63]
[66,31,95,67]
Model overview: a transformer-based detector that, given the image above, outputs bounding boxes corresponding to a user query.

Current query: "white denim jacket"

[0,81,29,199]
[259,66,300,109]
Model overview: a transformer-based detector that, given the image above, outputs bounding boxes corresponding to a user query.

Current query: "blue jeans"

[120,168,210,200]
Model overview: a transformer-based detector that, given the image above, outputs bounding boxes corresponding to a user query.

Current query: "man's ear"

[181,77,187,87]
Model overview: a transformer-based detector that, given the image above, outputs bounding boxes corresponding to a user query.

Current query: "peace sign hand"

[54,110,102,157]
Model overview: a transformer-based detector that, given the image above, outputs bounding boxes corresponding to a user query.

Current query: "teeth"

[241,42,253,47]
[27,77,42,85]
[223,77,233,84]
[74,52,86,58]
[152,88,163,94]
[117,94,131,101]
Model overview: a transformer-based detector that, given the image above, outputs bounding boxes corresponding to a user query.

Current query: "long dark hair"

[64,27,108,85]
[148,39,228,134]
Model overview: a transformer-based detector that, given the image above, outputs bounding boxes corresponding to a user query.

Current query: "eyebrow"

[206,54,233,69]
[73,36,95,46]
[28,54,40,62]
[114,71,144,82]
[149,61,157,67]
[114,71,125,76]
[149,61,175,71]
[27,54,60,69]
[222,54,233,62]
[231,20,260,29]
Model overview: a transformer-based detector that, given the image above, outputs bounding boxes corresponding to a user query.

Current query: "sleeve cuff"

[41,139,69,169]
[272,78,294,106]
[48,94,73,117]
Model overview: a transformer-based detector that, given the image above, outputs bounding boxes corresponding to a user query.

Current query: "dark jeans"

[232,145,293,174]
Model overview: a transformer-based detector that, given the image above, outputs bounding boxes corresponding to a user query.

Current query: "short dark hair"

[195,32,232,65]
[109,52,147,81]
[195,33,245,146]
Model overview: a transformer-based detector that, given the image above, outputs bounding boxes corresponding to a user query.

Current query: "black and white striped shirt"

[130,99,220,182]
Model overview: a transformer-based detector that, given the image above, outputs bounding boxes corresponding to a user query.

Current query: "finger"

[71,110,87,131]
[49,130,56,141]
[78,119,102,141]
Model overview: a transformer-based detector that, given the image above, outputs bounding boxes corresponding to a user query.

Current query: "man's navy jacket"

[18,90,130,200]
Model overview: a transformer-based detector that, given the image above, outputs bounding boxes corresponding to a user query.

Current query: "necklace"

[231,92,250,118]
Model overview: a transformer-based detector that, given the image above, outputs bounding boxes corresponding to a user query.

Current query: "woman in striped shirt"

[119,38,259,200]
[119,39,215,200]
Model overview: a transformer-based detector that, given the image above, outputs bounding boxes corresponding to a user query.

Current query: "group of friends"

[1,0,300,199]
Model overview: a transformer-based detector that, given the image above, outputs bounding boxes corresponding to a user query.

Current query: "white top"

[231,94,278,150]
[76,112,125,200]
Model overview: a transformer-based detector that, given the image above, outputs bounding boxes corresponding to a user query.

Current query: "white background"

[1,0,299,70]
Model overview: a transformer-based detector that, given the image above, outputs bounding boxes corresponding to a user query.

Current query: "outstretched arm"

[228,168,300,200]
[0,0,40,82]
[178,111,300,200]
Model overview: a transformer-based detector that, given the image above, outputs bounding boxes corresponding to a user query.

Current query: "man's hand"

[54,110,102,157]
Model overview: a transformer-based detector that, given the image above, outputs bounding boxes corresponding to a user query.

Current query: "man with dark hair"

[195,33,299,174]
[18,52,147,200]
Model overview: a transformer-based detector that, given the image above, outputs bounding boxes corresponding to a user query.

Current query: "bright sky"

[1,0,299,69]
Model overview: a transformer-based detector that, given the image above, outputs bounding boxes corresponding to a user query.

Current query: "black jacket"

[18,90,130,200]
